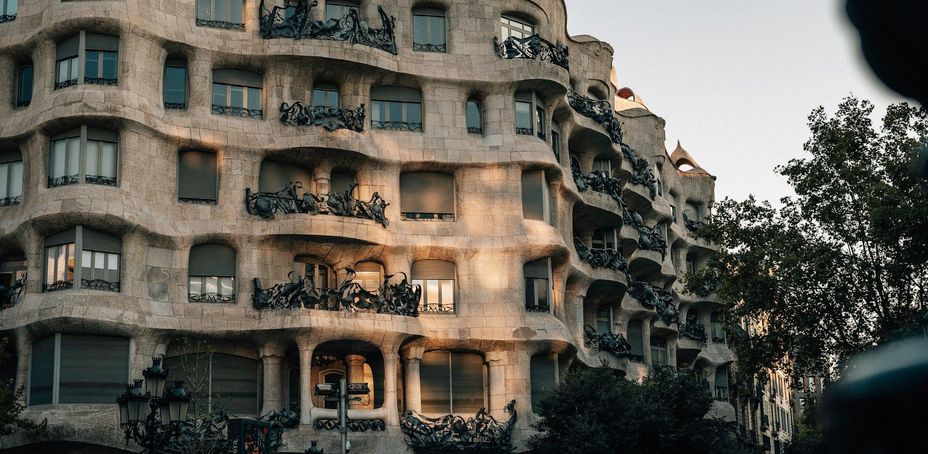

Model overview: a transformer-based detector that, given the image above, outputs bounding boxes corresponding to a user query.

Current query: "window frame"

[212,81,264,119]
[83,49,118,85]
[0,153,23,206]
[650,337,668,366]
[399,172,455,221]
[42,226,121,293]
[55,55,79,90]
[164,59,188,110]
[412,8,447,53]
[196,0,246,30]
[524,258,551,313]
[514,91,546,140]
[15,63,32,107]
[371,100,423,132]
[411,260,456,314]
[500,15,534,40]
[312,83,341,108]
[420,351,487,415]
[465,100,482,134]
[28,333,130,406]
[48,126,119,188]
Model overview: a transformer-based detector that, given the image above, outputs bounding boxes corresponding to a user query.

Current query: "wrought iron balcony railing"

[280,102,365,132]
[525,303,550,313]
[419,303,455,314]
[86,175,117,186]
[401,212,453,222]
[84,77,117,86]
[189,292,236,304]
[567,90,622,144]
[584,325,643,361]
[0,195,22,207]
[253,268,420,317]
[81,278,120,292]
[570,156,627,208]
[315,419,385,431]
[54,79,77,90]
[259,0,398,55]
[622,208,667,258]
[494,34,569,70]
[164,102,186,110]
[246,181,389,227]
[413,42,446,53]
[467,126,482,134]
[372,120,422,131]
[401,400,516,452]
[679,314,707,342]
[196,18,245,30]
[683,213,706,234]
[0,273,26,311]
[15,100,29,108]
[0,14,16,24]
[628,280,679,326]
[573,237,627,272]
[42,279,73,292]
[48,175,79,188]
[212,105,263,119]
[620,144,658,199]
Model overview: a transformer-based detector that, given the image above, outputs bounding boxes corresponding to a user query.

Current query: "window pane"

[56,246,66,282]
[102,52,118,79]
[189,276,202,296]
[413,15,427,44]
[8,0,18,16]
[85,52,100,78]
[212,83,227,107]
[431,16,445,45]
[29,336,55,405]
[69,57,79,80]
[230,85,244,109]
[326,91,339,108]
[81,250,92,279]
[3,162,18,197]
[389,101,403,123]
[100,142,116,178]
[426,280,439,308]
[524,278,535,308]
[107,253,119,283]
[215,0,230,22]
[165,66,187,104]
[534,278,548,309]
[197,0,211,20]
[220,277,235,296]
[466,102,481,129]
[515,101,532,130]
[45,247,56,285]
[57,60,68,84]
[204,276,219,294]
[0,164,7,199]
[66,138,80,177]
[59,335,130,404]
[211,354,259,415]
[66,244,75,280]
[18,66,33,104]
[94,252,105,270]
[85,141,99,176]
[371,101,383,122]
[531,354,557,412]
[312,89,325,107]
[51,141,65,178]
[440,280,454,310]
[229,0,243,23]
[420,351,451,414]
[247,87,261,111]
[407,103,422,126]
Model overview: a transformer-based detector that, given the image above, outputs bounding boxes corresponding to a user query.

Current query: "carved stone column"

[383,352,400,425]
[298,340,316,425]
[402,346,424,412]
[486,351,509,418]
[260,342,285,415]
[345,354,366,409]
[642,321,653,365]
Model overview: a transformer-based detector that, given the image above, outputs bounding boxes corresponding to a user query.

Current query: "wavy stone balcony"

[245,182,389,227]
[573,237,627,273]
[494,34,569,70]
[0,273,26,311]
[259,0,398,55]
[584,325,643,362]
[627,280,679,326]
[566,89,623,144]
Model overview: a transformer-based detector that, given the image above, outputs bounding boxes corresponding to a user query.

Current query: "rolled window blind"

[211,354,259,415]
[521,170,546,220]
[44,228,77,247]
[530,354,557,411]
[450,353,485,414]
[420,351,451,413]
[400,172,454,214]
[370,86,422,102]
[189,244,236,277]
[523,258,549,279]
[85,33,119,51]
[178,150,218,200]
[29,336,55,405]
[411,260,455,280]
[56,35,80,59]
[213,69,263,88]
[627,320,644,355]
[82,227,121,254]
[58,335,129,404]
[259,161,313,193]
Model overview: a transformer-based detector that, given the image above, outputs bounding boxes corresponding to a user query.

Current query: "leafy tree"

[0,336,46,437]
[528,366,755,454]
[785,398,828,454]
[686,97,928,383]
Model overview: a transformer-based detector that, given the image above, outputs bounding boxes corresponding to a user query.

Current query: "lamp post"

[315,379,369,454]
[116,357,193,453]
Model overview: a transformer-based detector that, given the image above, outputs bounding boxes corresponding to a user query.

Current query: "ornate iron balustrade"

[246,181,389,227]
[314,419,385,431]
[0,14,15,23]
[164,102,186,110]
[574,237,627,272]
[81,279,119,292]
[495,34,569,70]
[679,313,707,342]
[48,175,79,188]
[253,268,420,317]
[584,325,642,361]
[0,195,22,207]
[15,100,29,108]
[515,127,533,136]
[196,19,245,30]
[419,303,455,314]
[42,279,73,292]
[401,212,454,222]
[84,77,117,86]
[280,101,366,132]
[0,272,26,310]
[622,208,667,258]
[212,105,263,118]
[683,213,706,234]
[413,42,446,53]
[259,0,398,55]
[371,120,422,131]
[570,156,629,209]
[526,304,550,313]
[401,400,517,452]
[567,90,622,144]
[467,126,482,134]
[54,79,77,90]
[189,292,236,304]
[620,144,658,199]
[86,175,117,186]
[627,280,679,326]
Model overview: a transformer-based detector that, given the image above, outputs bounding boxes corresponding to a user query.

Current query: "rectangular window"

[16,65,32,107]
[325,1,357,21]
[79,250,120,289]
[30,334,130,406]
[595,307,611,333]
[84,139,118,186]
[400,172,454,221]
[592,228,617,250]
[592,159,612,177]
[44,243,76,291]
[188,276,236,303]
[466,101,482,134]
[212,83,263,118]
[196,0,245,29]
[84,50,118,84]
[551,130,560,160]
[28,336,55,405]
[412,279,455,313]
[421,351,486,414]
[530,354,557,412]
[514,101,532,135]
[536,106,546,140]
[178,150,218,202]
[55,56,79,89]
[1,0,18,18]
[627,321,644,358]
[312,87,340,108]
[521,170,548,221]
[0,158,23,205]
[501,16,534,39]
[413,10,447,52]
[650,338,668,366]
[301,262,331,289]
[49,136,80,187]
[371,100,423,131]
[670,205,677,221]
[49,127,119,188]
[164,63,187,109]
[524,258,550,312]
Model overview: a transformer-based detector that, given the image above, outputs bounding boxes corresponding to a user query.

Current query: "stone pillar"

[314,164,333,195]
[298,341,316,425]
[402,346,424,412]
[260,342,285,415]
[486,351,508,418]
[642,321,653,365]
[383,352,400,425]
[14,332,30,405]
[345,354,366,409]
[668,342,677,368]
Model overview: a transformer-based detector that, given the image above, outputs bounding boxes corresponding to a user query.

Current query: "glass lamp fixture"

[142,356,168,398]
[160,381,191,424]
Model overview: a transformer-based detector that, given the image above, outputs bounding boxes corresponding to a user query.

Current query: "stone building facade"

[0,0,730,452]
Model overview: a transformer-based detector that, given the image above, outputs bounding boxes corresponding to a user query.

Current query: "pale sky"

[563,0,910,203]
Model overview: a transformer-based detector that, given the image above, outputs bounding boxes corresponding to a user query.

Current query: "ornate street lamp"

[159,381,191,425]
[143,357,169,398]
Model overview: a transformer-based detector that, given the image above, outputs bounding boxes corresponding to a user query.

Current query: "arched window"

[294,256,334,289]
[466,100,482,134]
[178,149,218,202]
[196,0,245,29]
[524,258,550,312]
[188,244,236,303]
[84,33,119,85]
[370,86,422,131]
[212,69,263,118]
[684,202,700,222]
[400,172,455,221]
[500,15,534,39]
[15,59,32,107]
[164,57,188,109]
[413,8,447,52]
[711,312,726,343]
[48,126,119,188]
[530,353,558,412]
[521,170,549,222]
[715,365,730,400]
[0,150,23,206]
[353,261,383,293]
[259,160,313,194]
[30,334,130,405]
[627,320,644,358]
[514,91,545,140]
[421,351,486,414]
[43,227,121,293]
[312,83,340,108]
[650,336,667,366]
[412,260,455,313]
[164,353,260,415]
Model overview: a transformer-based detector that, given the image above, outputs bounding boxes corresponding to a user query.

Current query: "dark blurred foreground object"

[846,0,928,188]
[821,337,928,453]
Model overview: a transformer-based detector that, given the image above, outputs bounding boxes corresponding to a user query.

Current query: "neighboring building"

[0,0,725,452]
